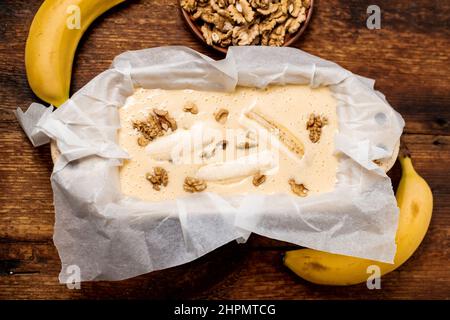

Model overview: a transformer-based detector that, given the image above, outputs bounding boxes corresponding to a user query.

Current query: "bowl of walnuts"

[180,0,313,53]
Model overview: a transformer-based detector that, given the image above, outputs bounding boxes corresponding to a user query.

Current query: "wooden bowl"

[181,0,314,54]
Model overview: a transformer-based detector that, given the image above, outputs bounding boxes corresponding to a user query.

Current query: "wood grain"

[0,0,449,299]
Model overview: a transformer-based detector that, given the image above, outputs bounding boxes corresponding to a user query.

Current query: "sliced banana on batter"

[196,150,278,182]
[245,109,305,159]
[146,124,218,163]
[145,129,190,161]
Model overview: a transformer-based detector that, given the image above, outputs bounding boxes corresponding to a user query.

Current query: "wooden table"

[0,0,449,300]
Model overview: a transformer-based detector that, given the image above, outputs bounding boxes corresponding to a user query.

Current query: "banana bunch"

[26,0,126,106]
[284,147,433,285]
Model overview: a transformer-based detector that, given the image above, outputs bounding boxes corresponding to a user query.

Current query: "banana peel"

[284,144,433,285]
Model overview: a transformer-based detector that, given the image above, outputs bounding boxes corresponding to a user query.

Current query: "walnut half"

[153,108,178,132]
[146,167,169,191]
[214,108,229,124]
[184,177,208,193]
[306,113,328,143]
[183,101,199,114]
[133,114,164,145]
[133,108,178,146]
[289,178,308,197]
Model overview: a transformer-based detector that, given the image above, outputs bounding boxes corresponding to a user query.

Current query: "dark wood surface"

[0,0,449,300]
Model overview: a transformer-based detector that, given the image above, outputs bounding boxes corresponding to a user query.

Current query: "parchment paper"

[16,46,404,282]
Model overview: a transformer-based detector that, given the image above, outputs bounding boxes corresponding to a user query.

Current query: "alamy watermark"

[366,265,381,289]
[367,5,381,30]
[65,264,81,289]
[148,126,281,170]
[66,5,81,30]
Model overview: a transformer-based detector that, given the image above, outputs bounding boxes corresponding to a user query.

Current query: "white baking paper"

[16,46,404,282]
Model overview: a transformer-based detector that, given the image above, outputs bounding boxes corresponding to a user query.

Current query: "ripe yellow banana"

[284,146,433,285]
[26,0,125,106]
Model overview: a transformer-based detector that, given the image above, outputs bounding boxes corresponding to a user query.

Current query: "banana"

[245,109,304,159]
[284,146,433,285]
[196,150,277,182]
[146,124,218,163]
[26,0,126,106]
[145,130,191,161]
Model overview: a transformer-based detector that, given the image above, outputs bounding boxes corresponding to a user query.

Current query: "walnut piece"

[260,18,277,33]
[146,167,169,191]
[133,114,164,144]
[183,101,199,114]
[228,3,246,24]
[133,109,178,146]
[238,0,255,23]
[268,24,286,46]
[181,0,309,48]
[254,1,278,15]
[137,136,150,147]
[289,178,308,197]
[232,24,259,45]
[184,176,207,193]
[284,6,306,34]
[153,108,177,131]
[288,0,303,17]
[202,23,233,46]
[272,0,288,22]
[211,0,232,18]
[306,113,328,143]
[252,172,266,186]
[214,108,229,124]
[153,108,167,117]
[201,24,214,45]
[181,0,198,12]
